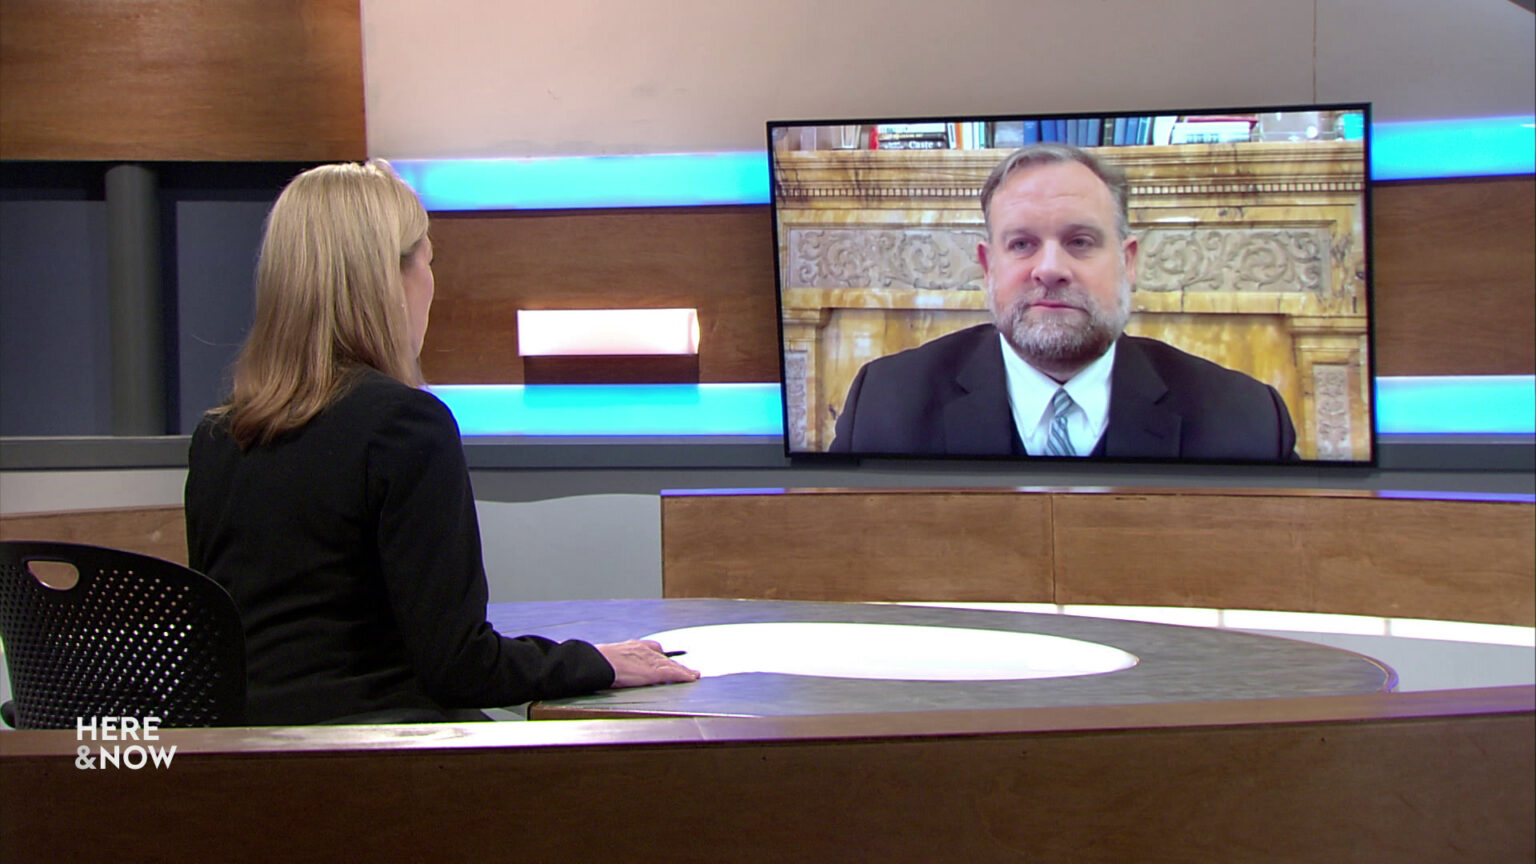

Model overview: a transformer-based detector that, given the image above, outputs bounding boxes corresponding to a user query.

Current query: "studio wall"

[358,0,1534,158]
[2,0,1532,432]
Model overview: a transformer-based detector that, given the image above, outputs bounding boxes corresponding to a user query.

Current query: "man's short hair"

[979,143,1131,241]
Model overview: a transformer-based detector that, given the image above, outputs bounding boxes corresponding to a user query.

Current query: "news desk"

[5,602,1525,863]
[491,598,1394,720]
[3,487,1530,861]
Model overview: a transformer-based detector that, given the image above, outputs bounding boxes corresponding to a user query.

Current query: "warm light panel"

[517,308,700,356]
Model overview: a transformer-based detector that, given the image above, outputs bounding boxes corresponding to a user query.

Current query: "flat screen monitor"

[768,103,1374,466]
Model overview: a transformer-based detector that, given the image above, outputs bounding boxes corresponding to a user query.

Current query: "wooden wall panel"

[662,491,1055,602]
[422,207,780,384]
[1052,493,1536,625]
[1372,177,1535,375]
[3,690,1531,863]
[0,0,365,161]
[0,506,188,566]
[662,489,1536,626]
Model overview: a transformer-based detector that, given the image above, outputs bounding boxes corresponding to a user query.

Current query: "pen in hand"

[663,650,687,657]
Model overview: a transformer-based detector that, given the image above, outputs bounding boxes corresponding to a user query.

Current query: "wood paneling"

[0,505,187,566]
[422,207,780,384]
[662,488,1536,626]
[1052,493,1536,624]
[1373,177,1536,375]
[662,491,1054,602]
[0,0,365,161]
[3,688,1531,863]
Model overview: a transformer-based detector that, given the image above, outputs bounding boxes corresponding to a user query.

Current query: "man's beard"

[988,276,1131,372]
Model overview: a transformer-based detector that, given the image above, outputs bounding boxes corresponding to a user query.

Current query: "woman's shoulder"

[340,370,468,491]
[187,411,234,460]
[337,368,461,438]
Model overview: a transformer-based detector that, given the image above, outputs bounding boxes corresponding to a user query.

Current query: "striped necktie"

[1045,388,1076,457]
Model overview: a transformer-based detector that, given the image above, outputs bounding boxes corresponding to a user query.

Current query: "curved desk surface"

[490,599,1394,719]
[2,601,1519,862]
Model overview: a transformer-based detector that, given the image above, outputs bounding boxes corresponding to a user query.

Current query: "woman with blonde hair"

[186,160,696,724]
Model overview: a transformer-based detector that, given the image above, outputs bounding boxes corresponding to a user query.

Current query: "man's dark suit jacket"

[829,324,1297,460]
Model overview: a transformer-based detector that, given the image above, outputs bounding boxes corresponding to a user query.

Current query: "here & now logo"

[75,716,177,770]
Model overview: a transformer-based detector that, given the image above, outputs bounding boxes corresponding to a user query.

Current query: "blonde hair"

[216,159,429,448]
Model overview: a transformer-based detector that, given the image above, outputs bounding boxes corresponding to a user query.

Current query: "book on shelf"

[962,114,1201,149]
[1099,115,1156,146]
[875,122,950,150]
[1182,114,1261,124]
[947,121,989,149]
[876,137,949,150]
[876,122,947,135]
[962,114,1190,151]
[1168,118,1255,144]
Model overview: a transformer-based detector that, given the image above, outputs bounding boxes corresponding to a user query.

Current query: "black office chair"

[0,541,246,729]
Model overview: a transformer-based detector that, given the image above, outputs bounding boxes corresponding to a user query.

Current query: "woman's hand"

[596,639,701,688]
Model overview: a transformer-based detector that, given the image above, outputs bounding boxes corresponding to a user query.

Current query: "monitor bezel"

[766,100,1378,468]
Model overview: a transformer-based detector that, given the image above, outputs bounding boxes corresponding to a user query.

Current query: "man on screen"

[829,143,1297,459]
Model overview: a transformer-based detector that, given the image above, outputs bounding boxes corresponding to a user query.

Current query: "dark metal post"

[105,164,165,435]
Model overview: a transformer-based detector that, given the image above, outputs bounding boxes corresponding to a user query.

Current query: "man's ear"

[1121,235,1138,278]
[977,240,992,278]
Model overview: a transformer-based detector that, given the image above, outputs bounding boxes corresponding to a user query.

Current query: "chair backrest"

[0,541,246,729]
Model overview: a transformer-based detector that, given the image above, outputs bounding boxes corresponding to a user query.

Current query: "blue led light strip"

[427,383,784,437]
[428,377,1535,438]
[390,117,1533,212]
[1375,376,1535,435]
[1371,115,1535,181]
[392,152,769,211]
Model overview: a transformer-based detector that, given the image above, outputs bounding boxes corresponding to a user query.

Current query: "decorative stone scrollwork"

[1136,228,1329,296]
[787,228,986,291]
[1312,364,1352,459]
[783,350,809,450]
